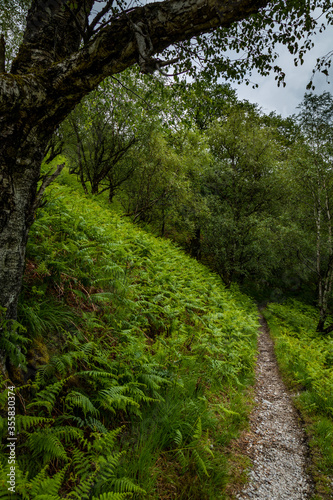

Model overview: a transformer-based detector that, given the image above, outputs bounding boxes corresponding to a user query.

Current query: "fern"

[70,447,96,479]
[92,494,133,500]
[27,379,68,414]
[65,391,100,417]
[68,475,98,500]
[51,426,84,444]
[19,300,76,338]
[16,415,53,432]
[192,448,210,477]
[76,370,117,380]
[27,465,69,499]
[113,477,146,495]
[18,179,260,498]
[97,388,140,413]
[91,428,124,453]
[27,431,68,463]
[173,429,183,446]
[68,450,99,500]
[0,308,29,367]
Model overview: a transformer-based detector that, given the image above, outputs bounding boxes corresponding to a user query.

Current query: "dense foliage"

[0,172,259,499]
[64,73,333,326]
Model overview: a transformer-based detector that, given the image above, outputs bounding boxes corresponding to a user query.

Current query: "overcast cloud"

[228,25,333,117]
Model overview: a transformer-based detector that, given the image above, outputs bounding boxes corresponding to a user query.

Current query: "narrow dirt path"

[236,313,314,499]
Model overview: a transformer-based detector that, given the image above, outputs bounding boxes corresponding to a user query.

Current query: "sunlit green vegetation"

[0,176,259,499]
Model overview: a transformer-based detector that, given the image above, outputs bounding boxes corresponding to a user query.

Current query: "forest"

[0,1,333,499]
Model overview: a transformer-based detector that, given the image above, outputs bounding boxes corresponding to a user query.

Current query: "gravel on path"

[236,313,314,500]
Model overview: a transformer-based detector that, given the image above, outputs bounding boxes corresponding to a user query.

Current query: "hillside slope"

[0,174,259,499]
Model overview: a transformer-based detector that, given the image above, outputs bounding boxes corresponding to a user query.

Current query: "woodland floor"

[233,313,314,499]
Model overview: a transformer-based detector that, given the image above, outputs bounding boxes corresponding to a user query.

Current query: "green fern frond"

[27,432,68,462]
[68,415,108,433]
[77,341,98,356]
[76,370,117,380]
[175,449,187,468]
[92,493,133,500]
[29,496,62,500]
[193,417,202,441]
[174,429,183,446]
[51,425,84,444]
[67,464,99,500]
[51,353,77,375]
[28,379,68,413]
[0,316,29,367]
[91,427,124,453]
[15,464,49,497]
[124,383,156,404]
[29,464,69,498]
[97,390,140,413]
[71,448,94,480]
[16,415,53,432]
[85,417,108,433]
[97,451,125,480]
[192,449,209,477]
[111,477,146,495]
[65,391,100,417]
[138,373,169,391]
[25,399,53,412]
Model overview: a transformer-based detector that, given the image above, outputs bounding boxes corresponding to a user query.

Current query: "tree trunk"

[0,124,47,320]
[108,187,115,204]
[316,309,327,333]
[189,227,201,260]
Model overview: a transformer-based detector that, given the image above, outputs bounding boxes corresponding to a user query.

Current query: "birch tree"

[293,92,333,333]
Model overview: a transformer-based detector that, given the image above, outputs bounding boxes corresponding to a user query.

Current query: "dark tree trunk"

[0,122,49,319]
[316,310,333,334]
[108,187,115,203]
[316,317,326,333]
[190,227,201,260]
[91,181,100,195]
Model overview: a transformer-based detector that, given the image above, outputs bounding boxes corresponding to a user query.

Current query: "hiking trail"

[236,313,314,499]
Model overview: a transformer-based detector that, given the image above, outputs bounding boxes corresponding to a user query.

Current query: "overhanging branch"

[46,0,269,99]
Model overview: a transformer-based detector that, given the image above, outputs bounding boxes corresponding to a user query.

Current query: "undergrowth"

[0,175,259,499]
[263,300,333,500]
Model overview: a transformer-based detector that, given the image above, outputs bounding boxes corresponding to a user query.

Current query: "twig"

[33,163,66,212]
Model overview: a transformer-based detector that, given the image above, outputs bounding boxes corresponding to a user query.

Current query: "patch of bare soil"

[235,314,314,499]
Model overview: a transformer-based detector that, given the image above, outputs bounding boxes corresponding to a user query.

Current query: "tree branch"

[1,0,269,136]
[88,0,115,37]
[33,163,66,212]
[45,0,269,100]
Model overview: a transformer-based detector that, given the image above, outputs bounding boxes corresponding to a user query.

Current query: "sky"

[230,25,333,118]
[88,1,332,119]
